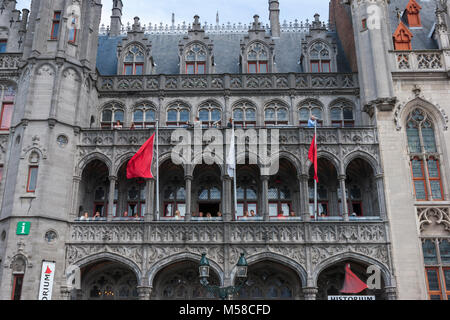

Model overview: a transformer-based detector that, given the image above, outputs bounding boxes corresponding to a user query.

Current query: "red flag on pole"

[127,134,155,179]
[308,135,319,183]
[340,264,368,294]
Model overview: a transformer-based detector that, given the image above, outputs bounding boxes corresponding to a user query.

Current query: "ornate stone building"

[0,0,448,300]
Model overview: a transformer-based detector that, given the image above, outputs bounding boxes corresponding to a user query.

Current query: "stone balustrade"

[392,50,446,72]
[0,53,21,70]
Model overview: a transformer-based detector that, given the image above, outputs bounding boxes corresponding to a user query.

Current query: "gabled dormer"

[240,15,275,74]
[178,15,214,74]
[393,21,413,51]
[405,0,422,28]
[301,14,337,73]
[117,17,154,75]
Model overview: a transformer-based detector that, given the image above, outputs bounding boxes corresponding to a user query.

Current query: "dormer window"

[185,43,207,74]
[405,0,422,28]
[247,42,269,74]
[123,44,145,75]
[393,22,413,51]
[309,42,331,73]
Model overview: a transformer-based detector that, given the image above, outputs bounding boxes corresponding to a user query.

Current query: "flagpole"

[232,119,238,221]
[314,120,318,221]
[156,120,160,221]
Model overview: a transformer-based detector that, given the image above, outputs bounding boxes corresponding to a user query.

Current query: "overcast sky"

[16,0,329,27]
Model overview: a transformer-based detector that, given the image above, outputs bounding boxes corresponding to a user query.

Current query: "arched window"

[198,102,222,127]
[330,100,354,127]
[264,101,289,126]
[233,102,256,128]
[123,44,145,75]
[101,103,125,129]
[309,185,329,217]
[0,84,15,131]
[268,184,291,218]
[167,102,190,127]
[94,186,107,217]
[185,43,207,74]
[11,256,26,300]
[236,175,258,219]
[299,100,323,126]
[247,42,269,74]
[133,103,156,128]
[164,186,186,218]
[309,42,331,73]
[126,183,146,217]
[406,108,443,201]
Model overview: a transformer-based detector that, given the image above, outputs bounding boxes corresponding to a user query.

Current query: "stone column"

[303,287,318,300]
[137,286,152,300]
[261,176,270,221]
[222,175,232,221]
[385,286,397,300]
[185,175,193,221]
[329,186,338,217]
[70,176,82,220]
[299,174,310,221]
[338,175,349,221]
[145,179,155,222]
[375,174,387,220]
[107,176,117,221]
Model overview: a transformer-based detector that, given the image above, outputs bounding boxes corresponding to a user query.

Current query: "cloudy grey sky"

[16,0,329,27]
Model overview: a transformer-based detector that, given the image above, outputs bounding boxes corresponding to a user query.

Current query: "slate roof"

[96,29,352,75]
[388,0,439,50]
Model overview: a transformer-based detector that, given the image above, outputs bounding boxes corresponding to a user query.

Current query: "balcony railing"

[96,73,359,92]
[69,220,387,244]
[392,50,446,72]
[0,53,22,70]
[79,126,379,147]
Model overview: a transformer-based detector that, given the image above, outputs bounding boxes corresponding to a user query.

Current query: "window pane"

[330,108,341,121]
[133,110,143,123]
[145,110,155,122]
[411,160,424,178]
[249,63,257,74]
[321,61,331,73]
[187,63,195,74]
[269,204,278,216]
[177,204,186,217]
[28,167,38,192]
[211,109,221,121]
[165,203,173,216]
[0,103,13,129]
[167,110,177,122]
[124,53,134,62]
[234,109,243,121]
[265,108,275,120]
[0,40,7,53]
[198,189,208,200]
[69,28,76,42]
[135,64,144,75]
[444,269,450,291]
[52,22,60,39]
[197,63,205,74]
[440,240,450,264]
[246,188,257,200]
[177,187,186,200]
[268,188,278,200]
[114,111,124,122]
[210,187,221,200]
[426,269,440,291]
[343,108,353,120]
[422,127,437,153]
[414,180,427,200]
[311,62,319,73]
[312,108,322,119]
[259,62,268,73]
[246,109,256,121]
[427,160,440,178]
[407,127,421,153]
[236,203,244,217]
[135,53,145,63]
[277,108,288,121]
[199,109,209,121]
[422,240,438,265]
[281,204,290,216]
[248,203,257,215]
[237,187,245,200]
[179,110,189,122]
[4,86,15,101]
[430,180,443,200]
[124,64,133,75]
[299,108,310,122]
[102,110,112,122]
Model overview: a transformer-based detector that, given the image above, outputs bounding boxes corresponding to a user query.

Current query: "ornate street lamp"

[199,253,248,300]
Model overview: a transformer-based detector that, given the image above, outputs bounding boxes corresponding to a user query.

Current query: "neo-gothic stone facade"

[0,0,449,300]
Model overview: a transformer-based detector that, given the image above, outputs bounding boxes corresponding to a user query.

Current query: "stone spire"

[269,0,280,38]
[110,0,123,36]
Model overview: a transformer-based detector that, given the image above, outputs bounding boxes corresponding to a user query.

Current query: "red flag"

[308,135,318,183]
[127,134,155,179]
[340,264,368,294]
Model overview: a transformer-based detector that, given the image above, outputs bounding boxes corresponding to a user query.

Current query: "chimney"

[269,0,280,38]
[20,8,29,33]
[110,0,123,36]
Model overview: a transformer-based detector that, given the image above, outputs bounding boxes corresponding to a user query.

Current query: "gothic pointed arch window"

[299,100,323,126]
[123,44,146,75]
[198,101,222,127]
[406,108,444,201]
[247,42,269,74]
[133,102,156,128]
[163,176,186,218]
[309,41,331,73]
[127,182,146,217]
[236,174,259,219]
[264,101,289,126]
[0,84,16,131]
[185,43,207,74]
[101,102,125,129]
[233,101,257,128]
[268,181,292,218]
[167,102,190,127]
[330,100,354,127]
